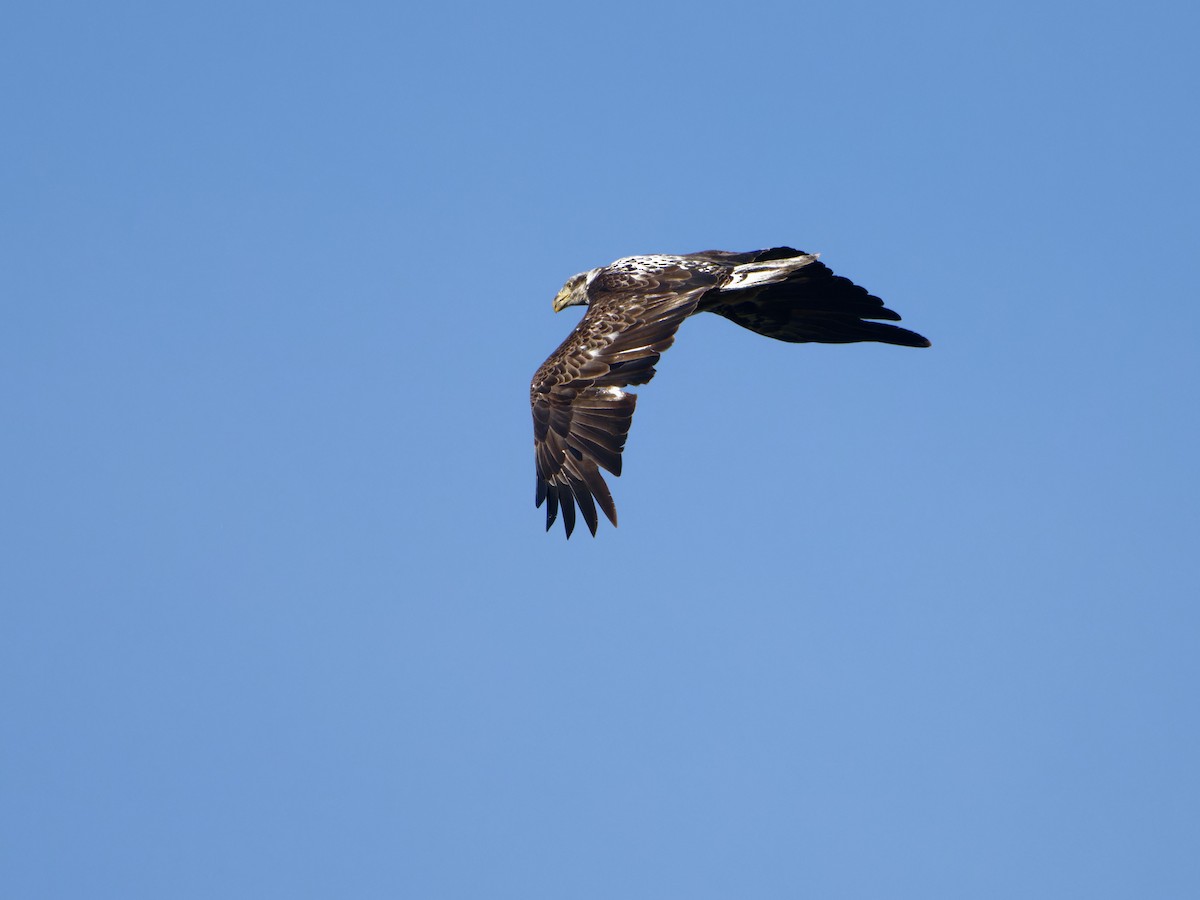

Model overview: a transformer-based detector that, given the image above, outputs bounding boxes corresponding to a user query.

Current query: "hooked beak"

[552,290,570,313]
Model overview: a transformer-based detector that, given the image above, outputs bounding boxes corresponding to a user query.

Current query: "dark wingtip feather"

[560,490,576,539]
[569,477,599,537]
[881,325,931,348]
[582,466,617,529]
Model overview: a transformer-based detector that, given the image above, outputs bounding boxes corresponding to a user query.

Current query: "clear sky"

[4,1,1199,897]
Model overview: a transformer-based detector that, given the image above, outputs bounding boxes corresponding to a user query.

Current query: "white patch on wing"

[596,386,626,399]
[724,254,819,290]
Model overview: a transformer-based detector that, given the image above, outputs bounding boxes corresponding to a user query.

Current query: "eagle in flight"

[531,247,929,537]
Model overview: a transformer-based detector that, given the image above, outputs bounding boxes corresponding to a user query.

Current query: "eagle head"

[552,270,595,313]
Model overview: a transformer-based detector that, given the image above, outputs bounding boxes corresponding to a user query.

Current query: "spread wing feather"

[698,252,931,348]
[530,265,719,537]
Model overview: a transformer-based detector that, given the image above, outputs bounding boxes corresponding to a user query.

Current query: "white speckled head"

[552,268,600,313]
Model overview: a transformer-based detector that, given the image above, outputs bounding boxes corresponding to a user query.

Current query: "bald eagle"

[531,247,929,537]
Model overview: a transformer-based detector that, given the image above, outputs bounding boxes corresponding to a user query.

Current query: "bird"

[530,247,929,537]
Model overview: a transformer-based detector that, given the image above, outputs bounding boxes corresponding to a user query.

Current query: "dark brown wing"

[699,250,931,348]
[531,264,721,537]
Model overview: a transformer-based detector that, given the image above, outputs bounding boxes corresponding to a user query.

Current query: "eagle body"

[531,247,929,537]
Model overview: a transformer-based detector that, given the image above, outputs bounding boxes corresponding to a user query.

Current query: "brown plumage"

[531,247,929,537]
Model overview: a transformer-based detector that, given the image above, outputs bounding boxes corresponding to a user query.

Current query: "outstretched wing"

[531,264,721,537]
[699,249,931,348]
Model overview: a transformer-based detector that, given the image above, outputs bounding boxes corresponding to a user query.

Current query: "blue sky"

[4,1,1199,897]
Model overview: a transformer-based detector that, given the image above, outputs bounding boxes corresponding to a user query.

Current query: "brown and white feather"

[531,261,721,537]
